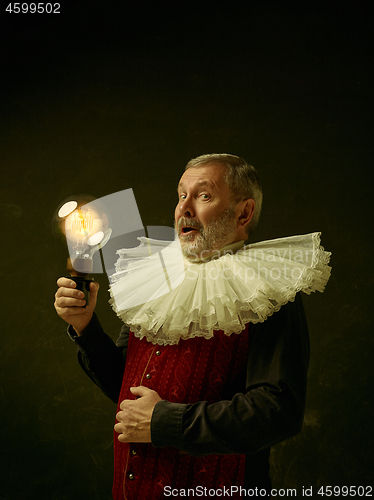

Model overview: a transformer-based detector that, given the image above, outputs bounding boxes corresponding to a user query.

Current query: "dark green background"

[0,1,372,498]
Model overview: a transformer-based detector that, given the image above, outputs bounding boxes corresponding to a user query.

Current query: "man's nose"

[178,198,195,218]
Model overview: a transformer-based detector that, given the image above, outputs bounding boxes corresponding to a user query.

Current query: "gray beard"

[176,206,237,261]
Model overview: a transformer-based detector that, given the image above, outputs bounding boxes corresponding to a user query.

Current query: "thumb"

[86,281,99,311]
[130,386,151,398]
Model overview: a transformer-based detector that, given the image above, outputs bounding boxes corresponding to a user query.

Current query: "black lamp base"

[67,276,95,307]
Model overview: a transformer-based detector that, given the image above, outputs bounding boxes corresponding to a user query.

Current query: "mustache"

[176,217,204,233]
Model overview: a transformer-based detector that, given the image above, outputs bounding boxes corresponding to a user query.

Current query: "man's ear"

[237,199,255,229]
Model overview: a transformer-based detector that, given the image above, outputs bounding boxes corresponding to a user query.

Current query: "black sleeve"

[151,294,310,455]
[67,313,128,404]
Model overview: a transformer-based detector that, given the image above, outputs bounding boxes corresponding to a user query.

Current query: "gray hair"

[185,153,263,235]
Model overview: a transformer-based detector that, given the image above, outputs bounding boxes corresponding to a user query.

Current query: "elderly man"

[55,154,329,499]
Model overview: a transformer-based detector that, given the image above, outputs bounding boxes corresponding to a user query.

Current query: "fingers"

[54,296,87,318]
[114,421,122,434]
[114,421,131,443]
[56,277,77,288]
[114,397,154,443]
[118,387,160,410]
[55,279,99,304]
[54,278,99,318]
[55,290,86,304]
[114,404,136,442]
[129,386,151,398]
[54,276,99,333]
[114,406,132,438]
[55,283,85,307]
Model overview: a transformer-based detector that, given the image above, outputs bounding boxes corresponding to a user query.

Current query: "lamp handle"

[66,276,95,307]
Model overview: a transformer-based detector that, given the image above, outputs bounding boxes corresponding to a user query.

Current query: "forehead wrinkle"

[177,163,230,195]
[177,179,219,192]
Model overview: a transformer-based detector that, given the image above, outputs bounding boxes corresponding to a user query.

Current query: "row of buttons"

[127,349,162,481]
[145,349,161,380]
[128,449,137,480]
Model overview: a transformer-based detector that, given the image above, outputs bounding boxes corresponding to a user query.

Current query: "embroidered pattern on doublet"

[113,328,250,500]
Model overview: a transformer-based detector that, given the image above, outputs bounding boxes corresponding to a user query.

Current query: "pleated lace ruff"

[108,232,331,345]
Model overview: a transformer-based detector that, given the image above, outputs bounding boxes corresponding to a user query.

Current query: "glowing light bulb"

[71,208,93,240]
[54,195,112,304]
[64,208,94,273]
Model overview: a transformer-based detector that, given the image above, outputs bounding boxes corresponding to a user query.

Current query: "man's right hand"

[54,277,99,336]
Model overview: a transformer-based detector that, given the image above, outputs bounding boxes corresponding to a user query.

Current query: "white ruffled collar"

[108,232,331,345]
[198,239,245,260]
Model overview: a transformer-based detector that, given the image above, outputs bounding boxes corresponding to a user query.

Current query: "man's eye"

[179,194,186,200]
[200,194,210,199]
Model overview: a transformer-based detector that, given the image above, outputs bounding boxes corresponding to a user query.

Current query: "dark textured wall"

[1,2,372,498]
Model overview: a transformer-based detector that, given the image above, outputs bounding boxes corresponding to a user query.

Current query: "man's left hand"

[114,386,162,443]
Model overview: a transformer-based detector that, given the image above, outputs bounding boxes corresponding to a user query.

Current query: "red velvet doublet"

[113,327,250,500]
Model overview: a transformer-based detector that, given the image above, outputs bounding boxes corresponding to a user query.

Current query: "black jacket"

[69,293,309,492]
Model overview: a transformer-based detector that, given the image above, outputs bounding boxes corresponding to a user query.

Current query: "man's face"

[175,163,239,259]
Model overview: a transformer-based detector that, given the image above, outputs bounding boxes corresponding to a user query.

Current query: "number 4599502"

[5,3,61,14]
[318,485,372,496]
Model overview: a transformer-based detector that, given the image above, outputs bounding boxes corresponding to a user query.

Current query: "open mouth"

[181,227,198,234]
